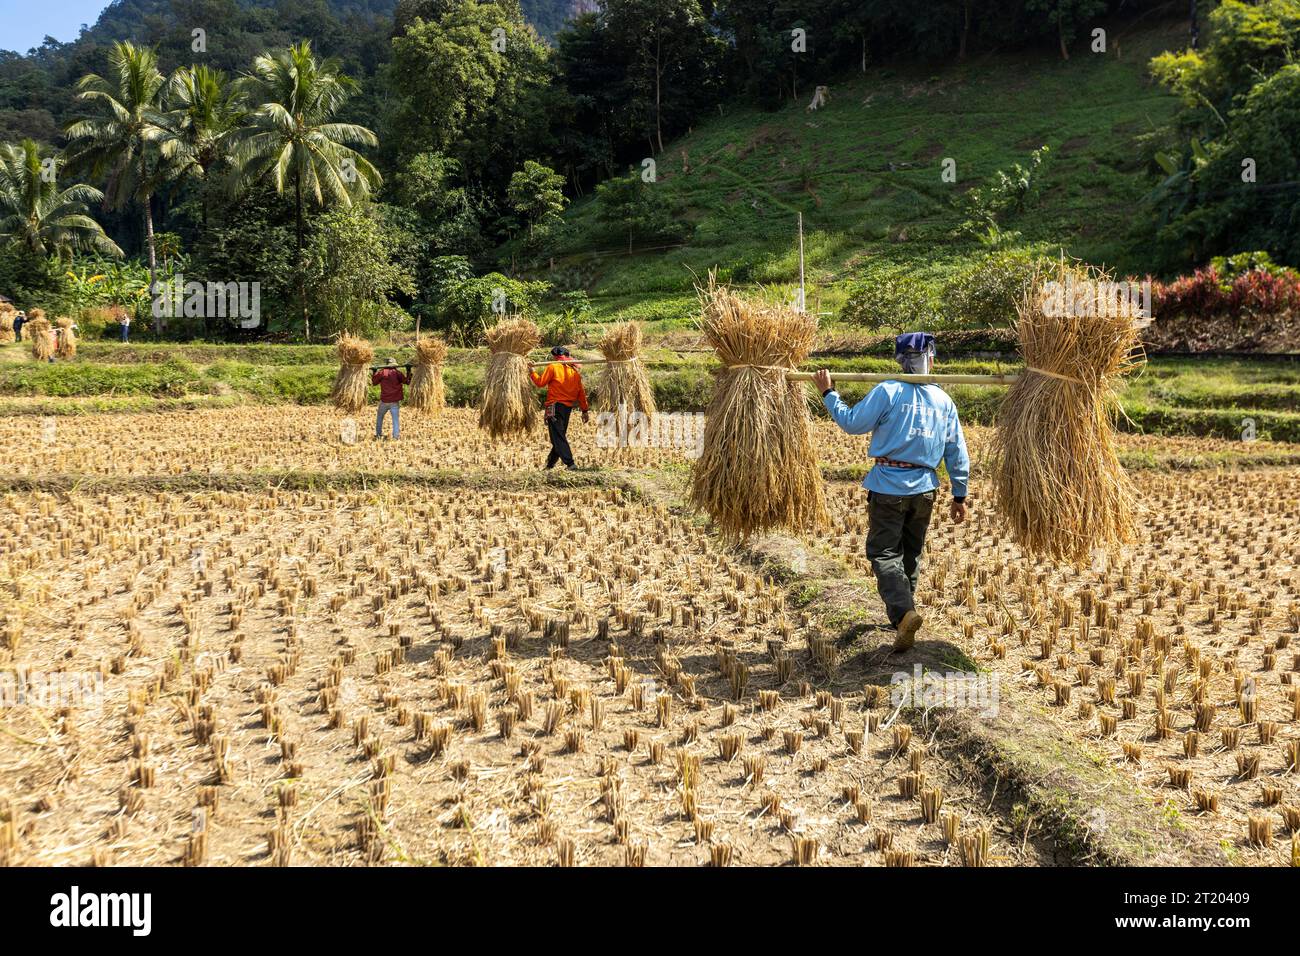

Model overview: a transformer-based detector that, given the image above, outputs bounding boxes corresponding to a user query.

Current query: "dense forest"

[2,0,1300,340]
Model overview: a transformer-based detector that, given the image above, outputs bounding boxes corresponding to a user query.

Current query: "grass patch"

[4,347,1297,448]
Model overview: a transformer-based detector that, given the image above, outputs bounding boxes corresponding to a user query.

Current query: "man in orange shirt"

[530,346,589,469]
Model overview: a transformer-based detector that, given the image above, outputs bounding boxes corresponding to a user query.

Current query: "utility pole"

[797,212,806,314]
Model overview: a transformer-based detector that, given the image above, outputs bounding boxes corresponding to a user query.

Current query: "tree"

[1146,1,1300,267]
[0,138,122,258]
[594,171,690,252]
[304,206,416,338]
[227,41,382,339]
[387,5,505,161]
[159,64,245,226]
[506,160,566,237]
[603,0,717,153]
[1024,0,1106,60]
[64,41,169,322]
[429,261,550,342]
[552,12,637,190]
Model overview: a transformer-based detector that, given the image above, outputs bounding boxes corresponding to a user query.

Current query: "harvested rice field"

[2,403,1299,868]
[3,406,1298,480]
[1,487,1037,867]
[825,471,1300,866]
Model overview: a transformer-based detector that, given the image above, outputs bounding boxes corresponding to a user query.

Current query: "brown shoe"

[893,610,923,652]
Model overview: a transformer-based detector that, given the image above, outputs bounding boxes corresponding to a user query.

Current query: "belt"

[874,456,930,470]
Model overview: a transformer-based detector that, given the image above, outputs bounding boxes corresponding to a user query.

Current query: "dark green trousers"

[865,490,936,627]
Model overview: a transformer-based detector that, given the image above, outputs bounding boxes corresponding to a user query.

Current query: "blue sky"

[0,0,110,54]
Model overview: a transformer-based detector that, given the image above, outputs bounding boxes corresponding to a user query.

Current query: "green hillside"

[535,21,1184,331]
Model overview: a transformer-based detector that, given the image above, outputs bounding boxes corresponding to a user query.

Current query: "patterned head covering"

[894,332,935,374]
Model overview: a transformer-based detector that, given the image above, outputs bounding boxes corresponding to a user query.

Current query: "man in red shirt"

[529,346,589,469]
[371,357,410,440]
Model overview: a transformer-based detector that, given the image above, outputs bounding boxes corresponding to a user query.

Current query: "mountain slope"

[538,20,1185,330]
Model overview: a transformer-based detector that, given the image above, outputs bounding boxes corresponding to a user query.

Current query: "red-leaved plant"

[1153,267,1300,319]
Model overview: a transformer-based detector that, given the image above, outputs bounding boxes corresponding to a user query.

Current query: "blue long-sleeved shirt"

[822,381,970,498]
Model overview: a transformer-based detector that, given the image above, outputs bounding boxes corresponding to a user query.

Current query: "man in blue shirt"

[812,333,970,651]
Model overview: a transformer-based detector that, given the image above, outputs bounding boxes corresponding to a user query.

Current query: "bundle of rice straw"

[0,307,13,344]
[595,321,656,420]
[331,333,373,413]
[479,317,540,438]
[27,317,54,362]
[691,277,828,539]
[409,336,448,412]
[992,260,1142,564]
[54,317,77,358]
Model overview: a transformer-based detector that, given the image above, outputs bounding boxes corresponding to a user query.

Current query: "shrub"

[840,270,939,330]
[652,368,713,412]
[940,252,1046,327]
[1154,258,1300,319]
[433,272,551,345]
[538,310,577,347]
[80,305,129,339]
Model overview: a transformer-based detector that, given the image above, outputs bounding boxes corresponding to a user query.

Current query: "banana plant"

[64,267,108,312]
[1149,136,1212,221]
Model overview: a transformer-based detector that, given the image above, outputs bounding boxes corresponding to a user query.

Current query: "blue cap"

[894,332,935,357]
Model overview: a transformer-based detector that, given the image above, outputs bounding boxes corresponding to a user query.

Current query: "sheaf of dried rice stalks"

[595,322,656,420]
[409,336,448,413]
[691,276,828,539]
[54,316,77,358]
[479,317,541,438]
[0,308,13,344]
[26,317,54,362]
[331,334,374,413]
[992,259,1143,564]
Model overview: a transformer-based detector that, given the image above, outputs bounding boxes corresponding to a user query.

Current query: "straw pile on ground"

[0,307,13,344]
[26,317,54,361]
[331,334,373,413]
[691,278,828,539]
[992,260,1142,564]
[479,317,540,438]
[595,322,656,420]
[409,336,448,412]
[54,317,77,358]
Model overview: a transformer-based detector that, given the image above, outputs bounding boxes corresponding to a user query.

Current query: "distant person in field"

[812,332,970,652]
[12,311,25,341]
[371,357,410,441]
[118,311,130,342]
[530,346,589,469]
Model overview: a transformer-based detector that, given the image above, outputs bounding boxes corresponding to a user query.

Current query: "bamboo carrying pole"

[787,371,1020,386]
[523,362,1016,385]
[522,345,1020,384]
[527,357,621,368]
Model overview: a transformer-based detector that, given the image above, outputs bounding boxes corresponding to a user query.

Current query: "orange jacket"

[530,358,588,411]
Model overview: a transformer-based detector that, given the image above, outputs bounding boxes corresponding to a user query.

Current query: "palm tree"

[160,64,244,226]
[64,41,169,325]
[0,139,122,257]
[228,41,381,339]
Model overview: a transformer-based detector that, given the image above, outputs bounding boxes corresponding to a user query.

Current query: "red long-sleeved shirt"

[529,358,588,411]
[371,368,408,403]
